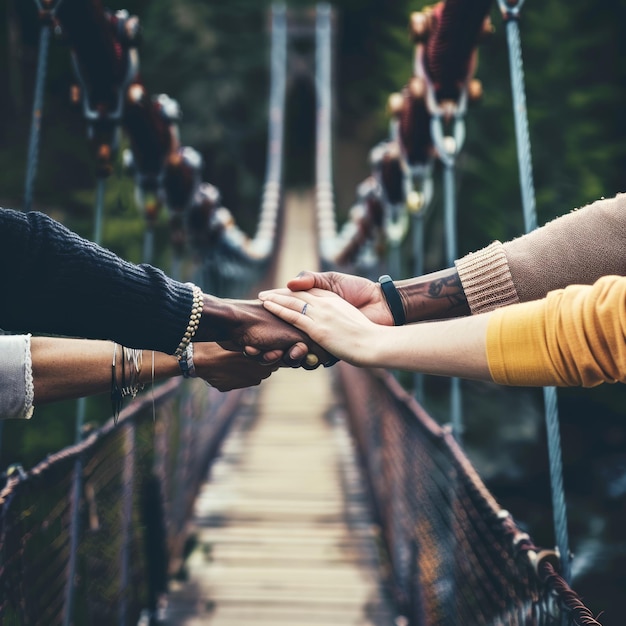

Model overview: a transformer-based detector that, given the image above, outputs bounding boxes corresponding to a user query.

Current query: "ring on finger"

[301,303,308,316]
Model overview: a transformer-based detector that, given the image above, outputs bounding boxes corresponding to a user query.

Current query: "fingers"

[258,287,292,299]
[242,345,284,366]
[304,353,320,369]
[231,297,335,371]
[285,270,317,292]
[285,271,344,294]
[261,292,315,329]
[260,349,283,365]
[281,341,308,367]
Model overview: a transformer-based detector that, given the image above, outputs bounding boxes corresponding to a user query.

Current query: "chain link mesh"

[0,379,243,625]
[337,363,598,625]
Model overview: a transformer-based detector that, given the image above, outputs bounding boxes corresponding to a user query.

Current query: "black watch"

[378,275,406,326]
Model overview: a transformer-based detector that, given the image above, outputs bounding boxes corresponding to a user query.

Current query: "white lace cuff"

[0,334,34,419]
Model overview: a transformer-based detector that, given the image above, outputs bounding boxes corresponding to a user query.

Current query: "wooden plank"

[166,192,396,626]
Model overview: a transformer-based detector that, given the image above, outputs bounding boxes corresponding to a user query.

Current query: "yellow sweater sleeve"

[486,275,626,387]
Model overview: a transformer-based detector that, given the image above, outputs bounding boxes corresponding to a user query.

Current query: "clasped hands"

[192,271,390,390]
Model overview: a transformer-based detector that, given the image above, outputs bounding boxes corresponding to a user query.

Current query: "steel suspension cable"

[429,111,466,441]
[315,3,338,262]
[251,3,287,258]
[24,19,51,211]
[497,0,571,586]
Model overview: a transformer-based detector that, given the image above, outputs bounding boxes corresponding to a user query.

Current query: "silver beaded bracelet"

[174,283,203,359]
[178,343,197,378]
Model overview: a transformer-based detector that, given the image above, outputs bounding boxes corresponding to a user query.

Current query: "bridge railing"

[337,362,599,625]
[0,378,246,626]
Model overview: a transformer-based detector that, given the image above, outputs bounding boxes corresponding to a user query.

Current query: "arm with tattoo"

[280,267,470,327]
[396,267,471,322]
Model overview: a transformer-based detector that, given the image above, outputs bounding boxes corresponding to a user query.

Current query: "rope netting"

[0,380,246,625]
[337,364,601,625]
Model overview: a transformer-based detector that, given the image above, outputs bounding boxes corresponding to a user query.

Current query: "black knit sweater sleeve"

[0,208,193,353]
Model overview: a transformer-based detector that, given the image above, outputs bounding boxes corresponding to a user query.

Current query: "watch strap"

[378,274,406,326]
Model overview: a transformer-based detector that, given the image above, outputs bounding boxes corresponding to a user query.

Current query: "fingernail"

[295,271,305,278]
[258,291,267,300]
[305,354,319,367]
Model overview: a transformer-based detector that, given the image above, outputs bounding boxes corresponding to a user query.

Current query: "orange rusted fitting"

[143,196,160,223]
[387,92,404,117]
[98,144,111,162]
[409,11,431,42]
[409,76,426,100]
[480,16,495,40]
[167,152,183,168]
[127,83,145,104]
[96,144,113,178]
[70,84,81,105]
[468,78,483,101]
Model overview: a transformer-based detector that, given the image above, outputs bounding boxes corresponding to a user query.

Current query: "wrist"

[378,275,407,326]
[196,294,241,342]
[360,325,395,369]
[138,352,179,383]
[178,343,197,378]
[396,283,416,322]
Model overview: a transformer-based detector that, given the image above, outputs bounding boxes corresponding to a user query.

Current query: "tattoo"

[427,274,468,307]
[398,269,470,323]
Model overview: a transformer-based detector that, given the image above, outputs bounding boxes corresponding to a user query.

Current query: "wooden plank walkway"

[167,192,396,625]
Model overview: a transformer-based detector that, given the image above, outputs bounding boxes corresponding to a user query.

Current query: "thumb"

[287,270,317,292]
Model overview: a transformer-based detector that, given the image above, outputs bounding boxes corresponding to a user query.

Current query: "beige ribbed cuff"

[455,241,519,315]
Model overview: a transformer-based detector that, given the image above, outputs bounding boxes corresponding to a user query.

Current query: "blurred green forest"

[2,0,626,619]
[2,0,625,243]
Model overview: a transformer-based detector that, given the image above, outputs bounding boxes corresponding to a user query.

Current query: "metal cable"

[543,385,571,584]
[412,213,425,402]
[504,16,537,233]
[315,3,338,262]
[24,24,51,211]
[501,6,571,584]
[443,162,463,441]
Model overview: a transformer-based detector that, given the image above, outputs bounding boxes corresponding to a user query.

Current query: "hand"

[196,296,335,369]
[274,271,395,326]
[193,343,278,391]
[259,288,380,367]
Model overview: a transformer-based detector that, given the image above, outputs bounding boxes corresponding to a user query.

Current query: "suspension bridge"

[0,1,614,624]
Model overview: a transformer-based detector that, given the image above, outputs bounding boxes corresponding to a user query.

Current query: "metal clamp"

[431,113,466,168]
[496,0,527,21]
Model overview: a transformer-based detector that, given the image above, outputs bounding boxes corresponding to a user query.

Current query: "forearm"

[487,275,626,387]
[31,338,179,405]
[395,267,471,322]
[396,195,626,320]
[505,194,626,303]
[360,316,492,381]
[0,208,192,353]
[455,194,626,315]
